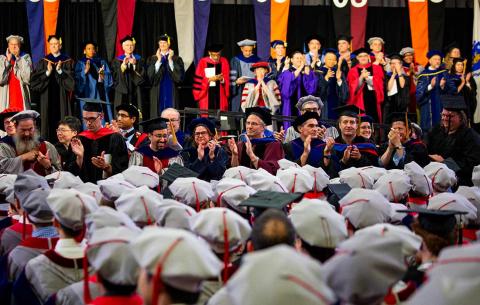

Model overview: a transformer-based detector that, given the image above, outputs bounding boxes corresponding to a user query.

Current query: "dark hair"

[59,223,83,239]
[165,283,200,304]
[300,239,336,263]
[58,116,82,132]
[412,221,456,257]
[250,209,296,251]
[98,273,137,296]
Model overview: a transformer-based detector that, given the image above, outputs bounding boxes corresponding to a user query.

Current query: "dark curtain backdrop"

[0,1,474,109]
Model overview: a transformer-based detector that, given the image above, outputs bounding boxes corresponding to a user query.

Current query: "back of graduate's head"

[249,209,296,251]
[97,273,137,296]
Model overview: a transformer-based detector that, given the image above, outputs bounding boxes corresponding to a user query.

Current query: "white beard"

[14,132,40,155]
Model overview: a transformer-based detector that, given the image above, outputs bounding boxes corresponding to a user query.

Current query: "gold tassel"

[405,112,410,138]
[169,119,178,145]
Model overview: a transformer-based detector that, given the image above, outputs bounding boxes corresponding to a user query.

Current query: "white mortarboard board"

[97,179,135,202]
[154,199,197,231]
[424,162,457,192]
[114,185,162,226]
[455,186,480,225]
[428,243,480,281]
[10,110,40,122]
[45,171,83,189]
[245,168,288,192]
[85,206,140,239]
[339,188,393,229]
[0,174,17,195]
[14,169,50,204]
[295,95,324,112]
[404,161,433,197]
[214,178,256,214]
[302,165,330,193]
[367,36,385,45]
[373,171,412,202]
[169,177,214,211]
[399,47,415,56]
[290,199,347,248]
[236,39,256,47]
[21,187,54,224]
[47,188,98,231]
[123,165,159,188]
[323,234,406,305]
[130,227,222,297]
[427,192,477,224]
[223,166,254,182]
[277,159,300,170]
[339,167,374,189]
[472,165,480,187]
[224,245,336,305]
[354,223,422,257]
[73,182,102,205]
[276,167,314,193]
[359,166,387,183]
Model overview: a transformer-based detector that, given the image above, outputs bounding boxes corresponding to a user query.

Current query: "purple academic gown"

[277,68,317,129]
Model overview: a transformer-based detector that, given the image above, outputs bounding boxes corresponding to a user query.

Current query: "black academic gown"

[378,139,429,170]
[30,54,75,141]
[146,54,185,117]
[111,54,146,114]
[383,73,410,122]
[54,142,81,175]
[426,125,480,186]
[78,128,129,183]
[181,145,228,182]
[332,135,379,174]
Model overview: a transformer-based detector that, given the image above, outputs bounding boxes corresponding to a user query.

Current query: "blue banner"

[25,0,45,66]
[194,0,211,65]
[253,0,271,61]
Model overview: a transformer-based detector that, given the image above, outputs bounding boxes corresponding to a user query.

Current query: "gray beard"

[14,132,40,155]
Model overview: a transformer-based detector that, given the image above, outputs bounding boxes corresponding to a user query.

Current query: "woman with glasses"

[54,116,83,175]
[181,118,228,181]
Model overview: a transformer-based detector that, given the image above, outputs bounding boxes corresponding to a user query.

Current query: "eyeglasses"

[116,113,131,118]
[194,131,209,137]
[302,108,319,113]
[151,133,169,139]
[56,128,73,133]
[441,112,458,119]
[83,116,101,124]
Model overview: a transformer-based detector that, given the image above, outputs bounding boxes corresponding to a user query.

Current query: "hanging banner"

[472,0,480,123]
[350,3,367,50]
[270,0,290,57]
[194,0,211,65]
[253,0,270,61]
[408,0,429,66]
[116,0,136,57]
[428,0,445,52]
[26,0,46,65]
[43,0,59,54]
[101,0,117,62]
[174,0,195,69]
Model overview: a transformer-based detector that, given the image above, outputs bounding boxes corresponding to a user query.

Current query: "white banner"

[174,0,194,70]
[472,0,480,123]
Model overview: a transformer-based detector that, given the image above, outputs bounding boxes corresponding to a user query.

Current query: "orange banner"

[271,0,290,57]
[408,0,429,66]
[43,0,60,54]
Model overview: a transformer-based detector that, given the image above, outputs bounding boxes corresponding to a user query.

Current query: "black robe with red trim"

[78,128,128,183]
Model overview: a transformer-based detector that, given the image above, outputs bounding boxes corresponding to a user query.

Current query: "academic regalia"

[89,295,143,305]
[121,128,149,152]
[383,72,410,122]
[146,54,185,117]
[346,63,384,123]
[30,54,75,141]
[402,62,424,114]
[415,67,455,130]
[378,139,429,170]
[129,144,182,174]
[267,56,285,81]
[54,142,81,176]
[0,53,32,111]
[8,236,59,281]
[230,54,260,112]
[78,127,129,183]
[0,136,62,175]
[277,68,317,129]
[193,56,230,112]
[426,125,480,186]
[448,73,478,124]
[240,77,281,114]
[0,221,32,255]
[111,54,146,112]
[283,137,334,174]
[74,57,113,119]
[331,135,379,174]
[53,278,101,305]
[13,249,87,305]
[180,145,228,182]
[236,136,284,175]
[317,66,348,120]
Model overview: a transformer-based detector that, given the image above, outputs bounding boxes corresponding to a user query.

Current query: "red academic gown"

[346,63,385,122]
[193,57,230,111]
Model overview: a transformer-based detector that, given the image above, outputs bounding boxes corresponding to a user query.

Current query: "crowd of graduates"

[0,31,479,305]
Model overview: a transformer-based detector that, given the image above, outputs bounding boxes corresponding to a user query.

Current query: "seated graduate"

[331,105,379,173]
[283,111,334,171]
[357,114,375,143]
[77,98,128,183]
[379,112,429,169]
[181,118,228,181]
[426,95,480,186]
[228,107,284,175]
[129,117,183,175]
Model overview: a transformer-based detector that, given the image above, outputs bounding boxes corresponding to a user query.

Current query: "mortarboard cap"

[424,162,457,192]
[270,40,287,48]
[81,98,110,113]
[239,190,302,209]
[367,37,385,45]
[223,166,254,182]
[85,206,140,239]
[122,165,159,188]
[45,171,83,189]
[276,167,314,193]
[352,48,370,56]
[245,169,288,192]
[237,39,256,47]
[6,35,24,44]
[337,35,353,43]
[47,35,61,43]
[158,34,171,44]
[427,192,477,223]
[358,166,387,182]
[373,171,412,203]
[334,104,363,119]
[188,117,216,135]
[398,208,466,238]
[168,177,214,211]
[304,34,323,46]
[444,41,461,54]
[245,107,272,125]
[292,111,320,133]
[14,170,50,204]
[114,185,162,226]
[0,108,21,128]
[339,167,374,189]
[249,61,270,72]
[358,114,374,124]
[426,50,444,59]
[83,40,97,49]
[116,104,140,119]
[214,177,256,214]
[10,110,40,123]
[303,165,330,192]
[139,117,169,133]
[296,95,324,112]
[160,163,199,184]
[399,47,415,56]
[21,188,54,224]
[207,43,224,52]
[327,183,351,201]
[452,57,466,65]
[441,95,468,111]
[154,199,197,231]
[120,35,135,45]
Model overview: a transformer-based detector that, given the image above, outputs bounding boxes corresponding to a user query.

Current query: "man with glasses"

[426,95,480,186]
[161,107,186,146]
[228,107,284,174]
[0,110,61,175]
[114,104,148,151]
[54,116,83,175]
[129,117,183,174]
[77,98,128,182]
